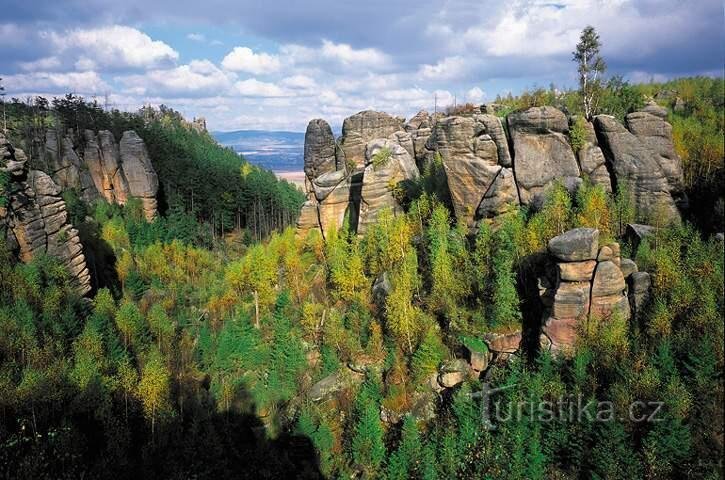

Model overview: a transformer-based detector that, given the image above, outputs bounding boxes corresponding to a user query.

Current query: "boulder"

[309,372,345,402]
[591,260,626,297]
[625,223,657,253]
[484,331,522,354]
[338,111,404,171]
[548,228,600,262]
[371,272,392,309]
[316,178,352,236]
[304,119,338,180]
[628,271,652,320]
[542,317,578,352]
[120,131,159,220]
[508,106,581,206]
[597,245,613,261]
[558,260,597,282]
[594,115,680,221]
[551,281,590,320]
[438,359,470,388]
[619,258,638,278]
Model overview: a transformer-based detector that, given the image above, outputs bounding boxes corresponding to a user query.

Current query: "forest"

[0,75,723,480]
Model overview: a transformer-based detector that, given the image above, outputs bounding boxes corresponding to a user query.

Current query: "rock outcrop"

[539,228,648,353]
[508,106,581,206]
[41,128,160,220]
[298,103,684,237]
[427,115,518,229]
[119,131,159,221]
[358,137,419,234]
[338,111,404,172]
[594,115,680,222]
[1,134,91,295]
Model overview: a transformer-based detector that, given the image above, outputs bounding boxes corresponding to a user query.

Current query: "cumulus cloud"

[120,59,232,97]
[419,56,468,80]
[280,40,391,71]
[465,86,485,103]
[221,47,281,74]
[187,32,206,42]
[234,78,288,97]
[49,25,179,70]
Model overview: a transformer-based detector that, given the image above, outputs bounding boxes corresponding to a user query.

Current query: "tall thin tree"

[573,26,606,119]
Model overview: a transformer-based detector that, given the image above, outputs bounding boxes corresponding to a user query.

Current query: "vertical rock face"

[508,106,581,206]
[594,115,680,221]
[119,131,159,221]
[1,134,91,295]
[297,103,685,237]
[304,119,338,179]
[540,228,646,353]
[575,117,612,192]
[426,115,517,229]
[357,137,420,235]
[338,111,404,171]
[625,106,686,206]
[46,129,160,219]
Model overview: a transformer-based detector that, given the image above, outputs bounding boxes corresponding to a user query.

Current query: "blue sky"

[1,0,722,131]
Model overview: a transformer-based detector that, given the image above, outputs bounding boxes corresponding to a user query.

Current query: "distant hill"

[212,129,305,172]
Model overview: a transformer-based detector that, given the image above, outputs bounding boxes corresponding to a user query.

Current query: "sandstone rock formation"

[358,137,419,235]
[1,134,91,295]
[119,131,159,221]
[39,129,161,219]
[540,228,648,353]
[574,117,612,192]
[594,115,680,221]
[338,111,404,171]
[508,106,581,206]
[298,103,684,237]
[426,115,518,229]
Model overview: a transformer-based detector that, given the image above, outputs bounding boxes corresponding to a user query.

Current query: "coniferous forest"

[0,72,723,479]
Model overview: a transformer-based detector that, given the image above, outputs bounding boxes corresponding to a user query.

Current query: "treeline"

[2,144,722,478]
[493,76,724,232]
[3,95,305,239]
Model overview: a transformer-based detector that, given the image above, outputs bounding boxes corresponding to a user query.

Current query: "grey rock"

[508,107,581,206]
[339,111,404,172]
[120,131,159,220]
[594,115,680,221]
[304,119,338,180]
[548,228,600,262]
[619,258,638,278]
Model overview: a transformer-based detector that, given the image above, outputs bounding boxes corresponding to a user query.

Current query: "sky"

[1,0,723,132]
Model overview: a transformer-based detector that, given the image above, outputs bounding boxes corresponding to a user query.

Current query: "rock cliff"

[1,134,91,295]
[40,128,160,220]
[298,103,685,237]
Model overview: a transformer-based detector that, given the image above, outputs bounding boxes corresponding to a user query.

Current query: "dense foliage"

[3,96,305,239]
[1,77,722,479]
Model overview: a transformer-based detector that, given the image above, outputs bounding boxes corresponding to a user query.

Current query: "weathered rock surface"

[358,138,420,234]
[120,131,159,221]
[1,134,91,295]
[594,115,680,221]
[508,107,581,206]
[427,115,517,228]
[304,119,338,180]
[575,117,612,192]
[541,229,646,353]
[548,228,599,262]
[339,111,403,171]
[437,359,470,388]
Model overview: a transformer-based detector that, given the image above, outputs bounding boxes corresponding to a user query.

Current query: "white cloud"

[50,25,179,70]
[234,78,288,97]
[465,86,485,103]
[4,71,110,94]
[222,47,281,74]
[121,59,233,96]
[280,74,317,90]
[19,56,61,71]
[281,40,391,71]
[419,56,468,80]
